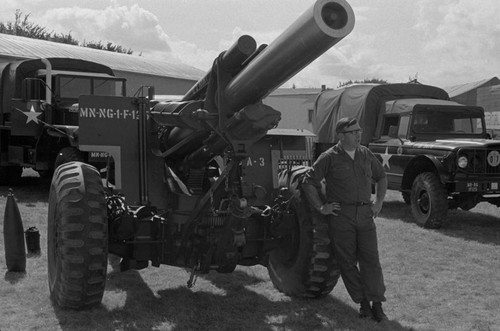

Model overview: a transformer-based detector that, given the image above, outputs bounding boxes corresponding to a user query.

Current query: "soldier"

[302,117,388,322]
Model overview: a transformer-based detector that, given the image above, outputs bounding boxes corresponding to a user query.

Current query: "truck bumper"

[452,179,500,194]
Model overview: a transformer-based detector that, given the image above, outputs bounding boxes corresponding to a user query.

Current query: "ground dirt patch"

[1,179,499,330]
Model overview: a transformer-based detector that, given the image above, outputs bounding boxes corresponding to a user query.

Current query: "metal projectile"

[3,189,26,272]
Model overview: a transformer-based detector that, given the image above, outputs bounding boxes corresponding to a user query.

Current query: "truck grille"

[458,147,500,175]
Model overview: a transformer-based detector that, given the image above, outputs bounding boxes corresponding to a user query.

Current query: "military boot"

[359,300,372,319]
[371,302,388,322]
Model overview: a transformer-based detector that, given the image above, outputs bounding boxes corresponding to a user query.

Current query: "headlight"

[458,156,468,168]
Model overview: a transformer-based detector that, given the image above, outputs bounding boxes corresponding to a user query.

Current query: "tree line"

[0,10,134,55]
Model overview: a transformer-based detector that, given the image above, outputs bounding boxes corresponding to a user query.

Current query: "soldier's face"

[339,124,362,149]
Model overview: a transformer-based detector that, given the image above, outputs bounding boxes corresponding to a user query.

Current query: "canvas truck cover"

[312,83,449,144]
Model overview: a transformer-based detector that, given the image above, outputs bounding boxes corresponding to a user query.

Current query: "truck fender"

[401,155,449,192]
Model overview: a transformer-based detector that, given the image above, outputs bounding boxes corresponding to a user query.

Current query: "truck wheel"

[47,162,108,309]
[0,166,22,185]
[410,172,447,229]
[267,181,340,298]
[55,147,85,168]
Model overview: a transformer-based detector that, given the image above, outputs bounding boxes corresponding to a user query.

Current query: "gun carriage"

[47,0,355,309]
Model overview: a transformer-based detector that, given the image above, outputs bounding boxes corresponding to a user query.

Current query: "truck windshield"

[58,76,124,98]
[412,108,484,134]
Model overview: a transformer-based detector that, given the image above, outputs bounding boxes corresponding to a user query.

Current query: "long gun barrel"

[223,0,355,113]
[181,35,258,102]
[151,0,354,161]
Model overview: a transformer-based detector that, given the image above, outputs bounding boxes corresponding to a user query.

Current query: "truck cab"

[0,57,126,183]
[377,99,487,142]
[313,83,500,228]
[27,69,126,126]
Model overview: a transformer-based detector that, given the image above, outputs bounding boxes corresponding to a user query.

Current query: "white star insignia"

[25,105,42,124]
[380,147,392,169]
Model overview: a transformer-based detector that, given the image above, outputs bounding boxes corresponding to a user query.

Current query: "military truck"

[313,83,500,228]
[0,57,126,183]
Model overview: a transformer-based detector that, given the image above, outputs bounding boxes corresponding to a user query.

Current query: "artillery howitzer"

[47,0,355,309]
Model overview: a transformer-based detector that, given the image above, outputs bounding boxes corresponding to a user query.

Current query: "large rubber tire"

[39,147,85,180]
[47,162,108,309]
[410,172,448,229]
[267,186,340,298]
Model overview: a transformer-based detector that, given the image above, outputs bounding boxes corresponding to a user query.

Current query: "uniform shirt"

[303,144,386,203]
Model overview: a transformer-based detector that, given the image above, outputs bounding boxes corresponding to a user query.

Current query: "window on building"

[308,109,314,123]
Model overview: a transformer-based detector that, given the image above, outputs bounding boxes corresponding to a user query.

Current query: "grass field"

[1,173,499,331]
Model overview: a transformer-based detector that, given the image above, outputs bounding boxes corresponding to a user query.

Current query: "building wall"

[264,94,317,132]
[450,77,500,106]
[114,70,196,97]
[451,90,478,106]
[478,85,500,137]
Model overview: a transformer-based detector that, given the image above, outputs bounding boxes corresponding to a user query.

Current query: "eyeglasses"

[341,129,362,135]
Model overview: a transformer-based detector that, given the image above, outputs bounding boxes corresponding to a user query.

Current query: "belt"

[335,201,372,206]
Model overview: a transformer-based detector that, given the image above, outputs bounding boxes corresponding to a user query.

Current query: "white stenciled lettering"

[80,107,96,117]
[79,106,140,120]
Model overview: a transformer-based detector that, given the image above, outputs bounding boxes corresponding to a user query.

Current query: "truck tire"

[410,172,447,229]
[268,169,340,298]
[47,162,108,309]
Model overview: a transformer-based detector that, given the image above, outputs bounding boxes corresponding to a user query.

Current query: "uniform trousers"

[328,204,386,303]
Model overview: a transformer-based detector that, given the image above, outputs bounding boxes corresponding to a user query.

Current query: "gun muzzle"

[223,0,355,112]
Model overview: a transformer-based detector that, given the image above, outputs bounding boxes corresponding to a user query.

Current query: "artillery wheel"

[38,147,85,180]
[410,172,447,229]
[268,168,340,298]
[47,162,108,309]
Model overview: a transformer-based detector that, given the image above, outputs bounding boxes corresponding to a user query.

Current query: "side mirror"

[147,86,155,100]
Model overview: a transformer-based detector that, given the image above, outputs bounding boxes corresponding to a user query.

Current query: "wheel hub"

[417,191,430,214]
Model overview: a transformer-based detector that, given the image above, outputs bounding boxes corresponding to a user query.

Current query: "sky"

[2,0,499,89]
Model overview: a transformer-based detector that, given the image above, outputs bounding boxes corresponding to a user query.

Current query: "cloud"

[168,26,285,76]
[0,0,45,24]
[5,0,495,89]
[417,0,500,85]
[34,3,288,73]
[40,4,172,55]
